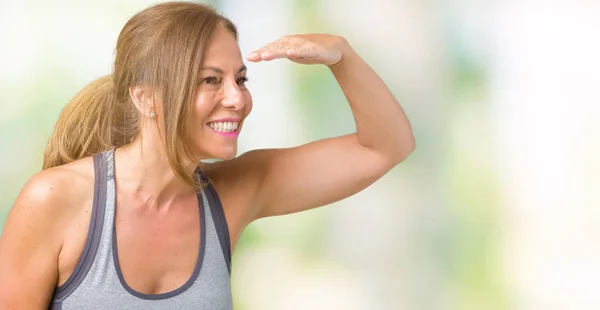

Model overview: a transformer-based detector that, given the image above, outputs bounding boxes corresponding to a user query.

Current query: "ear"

[129,86,155,118]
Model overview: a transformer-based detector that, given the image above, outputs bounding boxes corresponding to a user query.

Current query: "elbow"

[358,131,416,166]
[388,134,415,165]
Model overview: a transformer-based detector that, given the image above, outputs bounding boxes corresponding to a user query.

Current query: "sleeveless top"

[49,149,233,309]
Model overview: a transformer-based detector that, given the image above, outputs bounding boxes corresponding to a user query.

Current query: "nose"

[221,79,245,110]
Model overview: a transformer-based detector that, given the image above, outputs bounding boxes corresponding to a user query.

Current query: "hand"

[246,34,350,66]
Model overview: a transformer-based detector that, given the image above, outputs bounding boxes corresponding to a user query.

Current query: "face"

[189,25,252,161]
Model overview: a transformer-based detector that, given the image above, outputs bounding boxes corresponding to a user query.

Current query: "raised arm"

[235,34,414,220]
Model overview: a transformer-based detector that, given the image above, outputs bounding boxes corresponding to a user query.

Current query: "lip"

[206,117,243,138]
[207,124,240,138]
[207,117,241,123]
[211,129,239,138]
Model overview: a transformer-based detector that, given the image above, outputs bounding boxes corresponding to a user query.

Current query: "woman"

[0,2,414,309]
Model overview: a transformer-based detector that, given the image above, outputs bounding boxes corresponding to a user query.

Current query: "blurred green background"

[1,1,599,309]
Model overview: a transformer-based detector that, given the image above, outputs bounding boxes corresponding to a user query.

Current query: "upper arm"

[0,172,68,309]
[240,133,412,221]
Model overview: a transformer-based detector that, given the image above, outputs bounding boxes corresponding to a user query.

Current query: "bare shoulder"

[203,149,272,182]
[202,149,273,207]
[2,156,94,242]
[0,156,95,307]
[18,157,94,219]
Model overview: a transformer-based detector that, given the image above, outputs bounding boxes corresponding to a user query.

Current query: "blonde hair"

[43,2,238,189]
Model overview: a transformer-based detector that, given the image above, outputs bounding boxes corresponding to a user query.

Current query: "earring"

[149,112,155,118]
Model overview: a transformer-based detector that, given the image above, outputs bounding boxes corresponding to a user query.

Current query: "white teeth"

[208,121,239,133]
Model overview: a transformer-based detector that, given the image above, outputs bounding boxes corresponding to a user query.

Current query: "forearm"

[329,40,415,162]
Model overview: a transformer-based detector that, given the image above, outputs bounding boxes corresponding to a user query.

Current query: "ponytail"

[42,75,129,169]
[41,2,238,191]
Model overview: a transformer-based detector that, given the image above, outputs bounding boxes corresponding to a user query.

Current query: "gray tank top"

[49,149,233,309]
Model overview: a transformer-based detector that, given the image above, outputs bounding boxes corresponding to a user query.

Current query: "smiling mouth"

[206,121,240,137]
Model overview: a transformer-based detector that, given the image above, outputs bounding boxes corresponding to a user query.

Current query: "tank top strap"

[50,150,111,305]
[195,166,232,274]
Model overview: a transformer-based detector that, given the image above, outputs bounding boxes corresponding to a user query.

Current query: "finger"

[260,45,293,61]
[246,41,288,62]
[246,36,310,62]
[248,44,290,61]
[246,51,261,62]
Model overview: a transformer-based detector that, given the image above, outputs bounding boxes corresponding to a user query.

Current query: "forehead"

[203,26,242,67]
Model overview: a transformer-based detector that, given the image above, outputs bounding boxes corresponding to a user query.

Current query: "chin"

[215,151,237,161]
[199,146,238,161]
[192,132,240,161]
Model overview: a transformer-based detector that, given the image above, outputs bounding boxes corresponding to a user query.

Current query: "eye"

[237,77,249,87]
[201,77,220,85]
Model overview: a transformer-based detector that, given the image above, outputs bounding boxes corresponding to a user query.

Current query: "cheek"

[244,92,253,115]
[193,92,218,119]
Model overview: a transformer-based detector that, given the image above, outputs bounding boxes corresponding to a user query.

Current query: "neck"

[115,134,201,210]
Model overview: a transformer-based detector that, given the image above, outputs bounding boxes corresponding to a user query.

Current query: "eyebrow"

[201,65,247,74]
